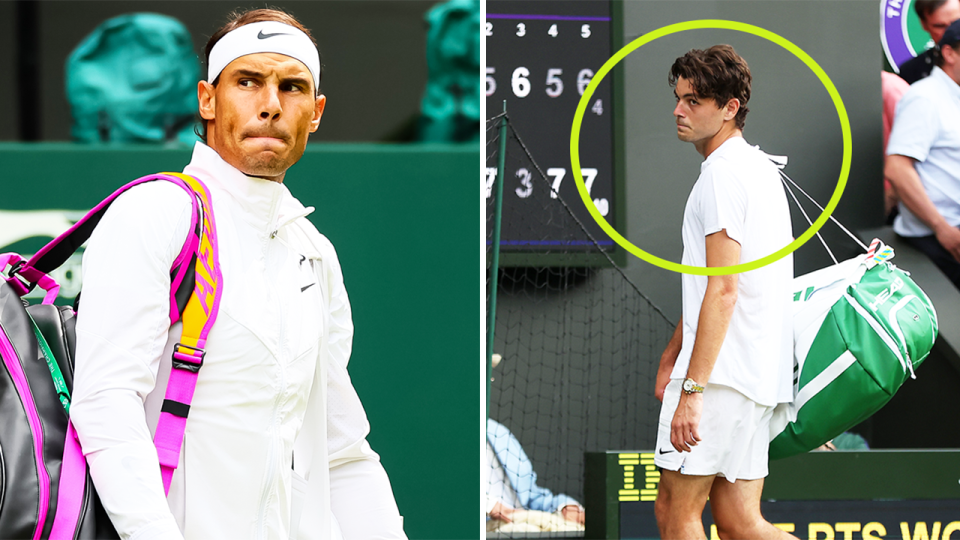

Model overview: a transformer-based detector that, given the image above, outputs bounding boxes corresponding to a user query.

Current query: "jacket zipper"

[1,327,50,540]
[257,247,288,540]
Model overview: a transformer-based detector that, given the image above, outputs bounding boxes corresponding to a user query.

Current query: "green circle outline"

[570,19,851,276]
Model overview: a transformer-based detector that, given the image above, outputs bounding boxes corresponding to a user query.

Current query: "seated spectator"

[898,0,960,84]
[486,418,585,533]
[886,19,960,288]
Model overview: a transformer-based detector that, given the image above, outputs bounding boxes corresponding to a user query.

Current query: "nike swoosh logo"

[258,30,290,39]
[658,448,675,455]
[301,283,316,292]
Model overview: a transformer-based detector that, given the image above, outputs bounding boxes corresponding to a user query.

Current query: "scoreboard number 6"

[512,67,531,98]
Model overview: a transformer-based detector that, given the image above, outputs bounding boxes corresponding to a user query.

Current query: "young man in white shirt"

[652,45,796,540]
[886,19,960,289]
[70,9,405,540]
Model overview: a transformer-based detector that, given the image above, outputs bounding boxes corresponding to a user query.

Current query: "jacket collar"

[183,142,314,237]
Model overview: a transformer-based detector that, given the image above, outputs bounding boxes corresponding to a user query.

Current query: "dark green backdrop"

[0,142,481,539]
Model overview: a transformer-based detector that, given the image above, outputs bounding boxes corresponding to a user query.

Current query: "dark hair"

[915,0,949,22]
[669,45,751,130]
[934,42,960,67]
[196,8,322,143]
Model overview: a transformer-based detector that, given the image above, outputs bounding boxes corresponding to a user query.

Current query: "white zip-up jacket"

[71,143,384,540]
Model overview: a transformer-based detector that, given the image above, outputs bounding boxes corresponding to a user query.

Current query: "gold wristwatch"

[682,378,705,395]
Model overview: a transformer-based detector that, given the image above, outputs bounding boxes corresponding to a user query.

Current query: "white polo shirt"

[888,66,960,237]
[672,137,794,406]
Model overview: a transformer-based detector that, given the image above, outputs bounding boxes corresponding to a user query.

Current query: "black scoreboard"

[585,451,960,540]
[485,0,620,264]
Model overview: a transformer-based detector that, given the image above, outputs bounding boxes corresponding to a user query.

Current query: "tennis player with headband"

[70,9,406,540]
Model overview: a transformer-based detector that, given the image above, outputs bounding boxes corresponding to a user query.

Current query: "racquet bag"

[768,239,938,460]
[0,173,222,539]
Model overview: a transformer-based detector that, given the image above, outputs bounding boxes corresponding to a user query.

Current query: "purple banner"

[881,0,914,71]
[486,14,611,22]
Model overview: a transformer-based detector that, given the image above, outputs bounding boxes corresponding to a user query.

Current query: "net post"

[487,101,508,419]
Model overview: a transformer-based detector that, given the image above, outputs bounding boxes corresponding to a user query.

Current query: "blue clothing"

[486,419,579,513]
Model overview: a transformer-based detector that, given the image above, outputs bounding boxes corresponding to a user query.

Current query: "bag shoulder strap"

[20,171,222,496]
[148,172,223,495]
[45,172,221,536]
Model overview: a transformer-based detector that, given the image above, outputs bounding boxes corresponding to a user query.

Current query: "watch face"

[683,379,692,392]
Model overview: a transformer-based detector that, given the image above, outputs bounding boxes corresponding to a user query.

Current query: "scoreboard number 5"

[545,69,563,98]
[486,67,496,97]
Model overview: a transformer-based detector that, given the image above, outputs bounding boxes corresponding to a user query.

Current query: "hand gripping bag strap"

[151,172,223,495]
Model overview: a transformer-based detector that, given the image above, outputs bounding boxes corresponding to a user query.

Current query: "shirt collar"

[931,66,960,101]
[183,142,313,236]
[700,135,746,173]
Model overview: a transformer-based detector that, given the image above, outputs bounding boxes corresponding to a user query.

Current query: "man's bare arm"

[886,154,960,262]
[670,229,740,453]
[655,317,683,402]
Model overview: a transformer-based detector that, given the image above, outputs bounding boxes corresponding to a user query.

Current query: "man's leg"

[709,477,797,540]
[903,233,960,289]
[654,469,715,540]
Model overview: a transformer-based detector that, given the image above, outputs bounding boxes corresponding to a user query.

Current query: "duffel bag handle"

[1,252,60,304]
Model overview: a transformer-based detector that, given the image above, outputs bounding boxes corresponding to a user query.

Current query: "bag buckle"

[172,343,205,373]
[5,260,35,296]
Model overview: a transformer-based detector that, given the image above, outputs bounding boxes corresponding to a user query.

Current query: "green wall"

[0,142,480,539]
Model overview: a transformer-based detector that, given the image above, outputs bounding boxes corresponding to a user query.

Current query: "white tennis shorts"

[654,379,774,482]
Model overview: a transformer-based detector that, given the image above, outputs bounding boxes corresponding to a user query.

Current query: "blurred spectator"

[486,418,585,533]
[882,71,910,220]
[67,13,200,144]
[886,19,960,288]
[418,0,480,142]
[898,0,960,84]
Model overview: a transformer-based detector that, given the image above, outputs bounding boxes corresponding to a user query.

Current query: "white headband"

[207,21,320,91]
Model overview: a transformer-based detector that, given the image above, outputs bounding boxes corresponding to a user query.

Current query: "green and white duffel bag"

[768,238,938,460]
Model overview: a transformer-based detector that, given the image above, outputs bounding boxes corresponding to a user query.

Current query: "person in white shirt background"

[70,8,406,540]
[886,19,960,290]
[652,44,796,540]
